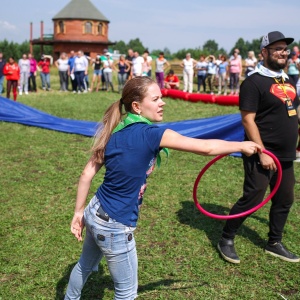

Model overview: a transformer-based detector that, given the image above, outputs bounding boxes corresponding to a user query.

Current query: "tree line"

[1,37,300,61]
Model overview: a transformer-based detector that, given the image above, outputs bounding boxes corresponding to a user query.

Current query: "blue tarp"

[0,96,244,142]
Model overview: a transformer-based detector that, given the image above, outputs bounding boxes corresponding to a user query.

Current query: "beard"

[265,51,287,71]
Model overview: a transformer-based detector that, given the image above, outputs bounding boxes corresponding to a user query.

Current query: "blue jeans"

[40,72,50,89]
[65,196,138,300]
[118,73,127,92]
[0,75,5,93]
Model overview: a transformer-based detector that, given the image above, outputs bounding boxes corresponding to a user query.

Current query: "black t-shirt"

[125,55,134,73]
[239,73,299,161]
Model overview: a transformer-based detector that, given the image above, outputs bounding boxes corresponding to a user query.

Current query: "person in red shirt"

[3,57,20,101]
[164,69,179,89]
[37,54,52,91]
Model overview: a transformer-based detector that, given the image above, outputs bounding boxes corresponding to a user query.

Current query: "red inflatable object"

[193,149,282,220]
[214,95,239,106]
[161,89,239,106]
[166,89,190,100]
[188,93,215,103]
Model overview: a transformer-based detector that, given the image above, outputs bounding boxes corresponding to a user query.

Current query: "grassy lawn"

[1,74,300,299]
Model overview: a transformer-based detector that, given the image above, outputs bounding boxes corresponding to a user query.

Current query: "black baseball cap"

[260,31,294,50]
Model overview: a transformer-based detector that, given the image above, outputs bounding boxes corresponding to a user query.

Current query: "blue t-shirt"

[218,62,228,75]
[95,123,166,227]
[68,56,75,71]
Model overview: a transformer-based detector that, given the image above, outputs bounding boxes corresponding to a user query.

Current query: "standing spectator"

[131,51,144,77]
[287,51,300,85]
[229,50,242,95]
[217,55,229,95]
[205,55,217,94]
[68,50,77,93]
[55,52,69,92]
[100,49,109,91]
[0,52,6,94]
[38,54,52,91]
[155,52,169,89]
[83,55,91,92]
[245,51,257,77]
[103,52,115,92]
[18,54,30,95]
[195,55,207,93]
[230,48,242,61]
[125,48,134,80]
[218,31,299,264]
[257,53,264,66]
[164,69,180,89]
[142,53,151,76]
[90,55,102,92]
[180,53,196,93]
[3,56,20,101]
[115,55,130,93]
[28,53,37,93]
[72,50,88,94]
[143,50,152,77]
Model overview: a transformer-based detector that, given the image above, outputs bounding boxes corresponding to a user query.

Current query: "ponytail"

[91,100,123,164]
[91,76,156,164]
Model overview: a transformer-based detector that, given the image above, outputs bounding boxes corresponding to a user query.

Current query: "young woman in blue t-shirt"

[64,76,260,300]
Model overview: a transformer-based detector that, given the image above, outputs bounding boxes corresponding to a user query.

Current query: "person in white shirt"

[103,52,115,92]
[131,51,144,77]
[180,53,197,93]
[18,54,30,95]
[72,50,88,93]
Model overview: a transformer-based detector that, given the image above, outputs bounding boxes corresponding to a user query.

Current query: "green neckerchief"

[112,112,169,167]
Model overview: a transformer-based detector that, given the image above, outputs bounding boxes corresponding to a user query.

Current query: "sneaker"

[265,242,299,262]
[72,90,76,94]
[25,91,28,95]
[218,237,240,264]
[217,237,240,264]
[19,91,22,95]
[83,90,87,93]
[77,90,81,94]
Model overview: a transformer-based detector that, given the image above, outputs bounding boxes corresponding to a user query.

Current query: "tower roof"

[52,0,109,22]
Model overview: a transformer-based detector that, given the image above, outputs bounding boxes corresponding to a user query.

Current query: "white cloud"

[0,21,17,31]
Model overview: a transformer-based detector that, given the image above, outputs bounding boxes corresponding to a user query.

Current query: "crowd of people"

[1,45,300,102]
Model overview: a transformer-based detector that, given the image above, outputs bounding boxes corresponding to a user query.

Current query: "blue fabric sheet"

[0,96,244,143]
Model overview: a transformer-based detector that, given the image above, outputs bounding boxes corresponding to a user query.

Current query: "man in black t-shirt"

[218,31,300,264]
[125,48,134,80]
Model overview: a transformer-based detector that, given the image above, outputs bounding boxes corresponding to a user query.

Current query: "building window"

[58,21,64,33]
[97,23,103,35]
[85,21,93,34]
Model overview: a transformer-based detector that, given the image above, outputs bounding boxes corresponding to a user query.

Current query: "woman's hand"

[70,212,85,241]
[241,141,261,157]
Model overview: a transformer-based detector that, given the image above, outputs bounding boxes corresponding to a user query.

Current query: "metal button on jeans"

[97,234,105,241]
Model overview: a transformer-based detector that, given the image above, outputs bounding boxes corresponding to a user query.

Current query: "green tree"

[231,37,248,58]
[111,40,127,55]
[127,38,146,54]
[203,39,219,54]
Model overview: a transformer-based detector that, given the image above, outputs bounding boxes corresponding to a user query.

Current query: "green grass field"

[1,73,300,299]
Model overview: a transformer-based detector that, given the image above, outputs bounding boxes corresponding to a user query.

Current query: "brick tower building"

[31,0,114,59]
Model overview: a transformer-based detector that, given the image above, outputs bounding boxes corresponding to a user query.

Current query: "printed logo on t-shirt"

[269,83,296,103]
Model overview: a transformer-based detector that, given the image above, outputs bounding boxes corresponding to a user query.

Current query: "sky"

[0,0,300,53]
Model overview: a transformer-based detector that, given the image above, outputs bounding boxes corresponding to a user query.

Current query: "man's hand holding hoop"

[258,152,277,171]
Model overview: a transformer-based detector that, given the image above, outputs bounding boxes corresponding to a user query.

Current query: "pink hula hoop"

[193,149,282,220]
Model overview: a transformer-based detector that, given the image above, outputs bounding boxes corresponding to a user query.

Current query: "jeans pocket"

[91,226,112,254]
[112,231,136,254]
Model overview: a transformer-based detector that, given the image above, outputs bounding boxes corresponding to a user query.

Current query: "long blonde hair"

[91,76,156,164]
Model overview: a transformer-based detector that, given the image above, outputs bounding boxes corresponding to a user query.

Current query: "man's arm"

[241,110,277,171]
